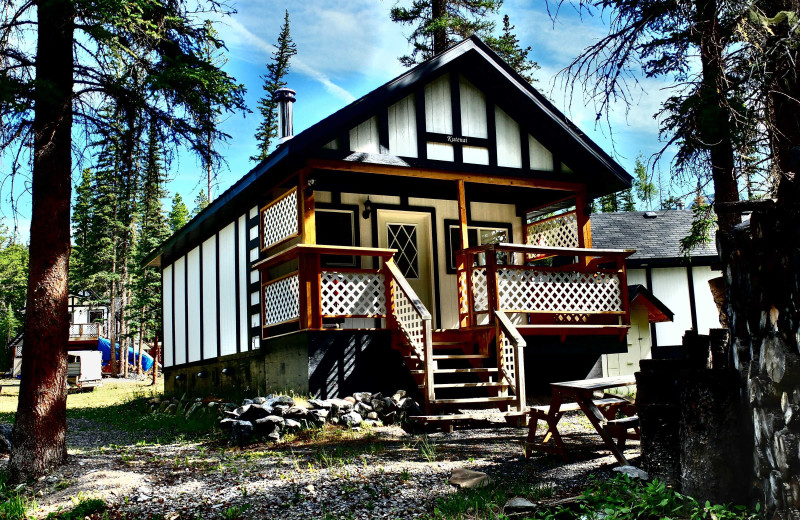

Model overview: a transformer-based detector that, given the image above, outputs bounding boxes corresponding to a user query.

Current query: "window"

[387,223,420,279]
[445,220,512,273]
[89,310,104,323]
[316,208,357,267]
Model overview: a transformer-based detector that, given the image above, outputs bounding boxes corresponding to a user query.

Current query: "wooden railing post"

[422,317,434,413]
[384,261,397,331]
[486,247,499,316]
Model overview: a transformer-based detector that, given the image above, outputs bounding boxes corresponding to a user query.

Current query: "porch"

[255,200,633,415]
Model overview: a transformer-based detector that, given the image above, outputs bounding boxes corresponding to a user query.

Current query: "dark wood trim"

[199,243,204,361]
[686,266,698,332]
[370,202,442,327]
[339,131,350,154]
[449,72,463,164]
[645,267,657,348]
[378,111,390,155]
[215,231,221,358]
[235,216,241,353]
[486,100,498,167]
[520,126,530,171]
[170,264,175,367]
[415,87,427,160]
[184,254,189,365]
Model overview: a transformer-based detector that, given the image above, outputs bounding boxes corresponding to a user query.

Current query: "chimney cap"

[274,88,296,103]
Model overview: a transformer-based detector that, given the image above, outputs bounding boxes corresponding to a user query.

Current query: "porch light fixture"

[197,371,208,379]
[304,177,316,198]
[221,367,234,376]
[175,374,186,381]
[362,197,372,219]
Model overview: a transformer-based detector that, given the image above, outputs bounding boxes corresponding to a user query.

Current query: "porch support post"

[575,190,592,267]
[457,180,470,328]
[298,168,316,245]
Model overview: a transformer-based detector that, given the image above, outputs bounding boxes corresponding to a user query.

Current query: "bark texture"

[9,0,74,482]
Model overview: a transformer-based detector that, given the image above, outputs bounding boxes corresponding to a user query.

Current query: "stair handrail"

[494,310,527,412]
[384,259,434,411]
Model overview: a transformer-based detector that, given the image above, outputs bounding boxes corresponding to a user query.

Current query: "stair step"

[432,354,487,360]
[431,396,516,405]
[427,382,509,389]
[409,367,498,375]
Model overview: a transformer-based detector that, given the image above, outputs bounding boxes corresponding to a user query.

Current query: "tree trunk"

[137,325,144,375]
[9,0,74,483]
[697,0,741,232]
[151,336,159,386]
[108,272,117,373]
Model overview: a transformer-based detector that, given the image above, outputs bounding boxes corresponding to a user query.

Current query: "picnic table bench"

[524,375,640,465]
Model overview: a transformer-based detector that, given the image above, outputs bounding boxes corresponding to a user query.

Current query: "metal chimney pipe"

[275,88,296,144]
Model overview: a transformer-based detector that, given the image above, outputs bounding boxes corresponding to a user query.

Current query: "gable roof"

[591,210,718,266]
[146,36,632,266]
[628,284,673,323]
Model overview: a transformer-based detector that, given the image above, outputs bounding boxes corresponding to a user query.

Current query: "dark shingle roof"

[591,210,718,265]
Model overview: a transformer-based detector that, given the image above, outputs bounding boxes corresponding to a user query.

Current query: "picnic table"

[524,375,639,465]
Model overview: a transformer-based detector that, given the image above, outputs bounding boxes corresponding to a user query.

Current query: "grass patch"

[46,495,106,520]
[428,479,553,519]
[0,472,37,520]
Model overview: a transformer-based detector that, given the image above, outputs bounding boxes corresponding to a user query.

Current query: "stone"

[341,411,363,428]
[233,404,251,416]
[344,396,356,405]
[328,399,353,416]
[242,399,253,406]
[285,406,308,417]
[309,409,329,420]
[229,420,254,446]
[353,392,372,402]
[392,390,407,402]
[774,429,799,479]
[449,468,491,489]
[239,404,272,422]
[273,404,289,416]
[367,412,379,420]
[219,418,237,430]
[309,399,331,409]
[371,399,385,413]
[267,431,281,442]
[382,411,398,424]
[363,419,380,427]
[0,424,12,453]
[613,466,649,480]
[207,401,219,410]
[273,395,294,406]
[504,497,537,514]
[356,402,373,415]
[284,418,301,430]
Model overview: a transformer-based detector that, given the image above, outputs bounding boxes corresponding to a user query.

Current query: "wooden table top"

[550,374,636,392]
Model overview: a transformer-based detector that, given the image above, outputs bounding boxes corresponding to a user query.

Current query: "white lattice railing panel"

[69,323,101,338]
[263,274,300,326]
[321,271,386,317]
[471,268,488,312]
[260,189,299,250]
[526,212,579,249]
[392,284,425,360]
[498,331,517,394]
[497,269,623,313]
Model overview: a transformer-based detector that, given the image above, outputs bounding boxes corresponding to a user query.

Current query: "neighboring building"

[146,36,637,417]
[591,210,722,376]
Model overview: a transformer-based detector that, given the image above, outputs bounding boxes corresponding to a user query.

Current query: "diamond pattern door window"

[387,224,420,279]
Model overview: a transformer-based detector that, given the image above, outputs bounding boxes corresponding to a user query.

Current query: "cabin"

[591,210,722,377]
[145,36,636,418]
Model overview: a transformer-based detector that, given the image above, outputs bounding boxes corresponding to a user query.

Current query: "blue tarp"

[97,338,154,371]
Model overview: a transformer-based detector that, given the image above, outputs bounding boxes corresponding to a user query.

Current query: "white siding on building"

[238,215,249,350]
[218,222,237,356]
[173,256,187,365]
[626,268,647,287]
[163,264,174,368]
[495,106,522,168]
[651,267,692,346]
[349,116,380,154]
[462,145,489,165]
[604,306,651,377]
[388,94,418,158]
[424,74,452,134]
[692,266,723,335]
[426,142,454,161]
[459,76,487,138]
[528,135,553,171]
[186,247,201,362]
[201,236,217,360]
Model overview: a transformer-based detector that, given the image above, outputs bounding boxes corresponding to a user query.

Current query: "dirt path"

[19,414,639,520]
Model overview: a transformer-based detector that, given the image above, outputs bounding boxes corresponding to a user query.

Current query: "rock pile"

[218,390,422,446]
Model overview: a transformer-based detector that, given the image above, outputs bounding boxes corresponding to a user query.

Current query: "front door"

[377,210,436,324]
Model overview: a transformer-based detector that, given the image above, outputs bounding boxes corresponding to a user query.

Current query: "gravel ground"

[16,412,639,520]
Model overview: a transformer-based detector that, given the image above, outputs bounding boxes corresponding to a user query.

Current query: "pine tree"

[390,0,501,66]
[169,194,190,233]
[131,119,170,374]
[633,156,657,211]
[619,189,635,212]
[252,10,297,162]
[0,224,28,370]
[70,169,95,293]
[599,193,619,213]
[486,15,540,83]
[193,190,210,216]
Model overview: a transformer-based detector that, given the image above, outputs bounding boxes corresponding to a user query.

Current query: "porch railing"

[68,323,103,340]
[458,243,633,334]
[526,211,579,249]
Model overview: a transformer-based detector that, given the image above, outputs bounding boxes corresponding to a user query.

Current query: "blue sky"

[1,0,695,242]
